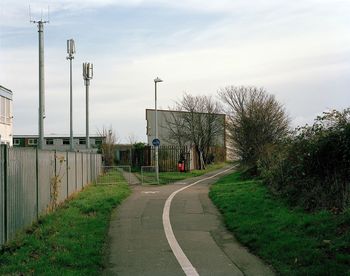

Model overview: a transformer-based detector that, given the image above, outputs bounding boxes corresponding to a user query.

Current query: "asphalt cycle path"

[103,167,275,276]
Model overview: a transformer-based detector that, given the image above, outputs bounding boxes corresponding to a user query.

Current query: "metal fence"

[141,166,158,185]
[0,145,102,247]
[119,145,225,171]
[129,146,190,172]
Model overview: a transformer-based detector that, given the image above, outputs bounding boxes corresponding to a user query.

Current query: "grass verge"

[138,162,228,185]
[0,179,131,275]
[209,172,350,275]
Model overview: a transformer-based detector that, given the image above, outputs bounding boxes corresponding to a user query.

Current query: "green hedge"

[259,109,350,210]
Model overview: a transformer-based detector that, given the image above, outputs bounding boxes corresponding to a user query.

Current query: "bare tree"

[164,109,188,149]
[165,93,224,169]
[127,132,139,145]
[98,126,118,166]
[219,86,289,173]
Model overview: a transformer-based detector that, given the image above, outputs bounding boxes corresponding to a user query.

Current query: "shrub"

[259,109,350,211]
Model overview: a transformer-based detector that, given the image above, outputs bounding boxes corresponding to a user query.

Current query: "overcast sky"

[0,0,349,143]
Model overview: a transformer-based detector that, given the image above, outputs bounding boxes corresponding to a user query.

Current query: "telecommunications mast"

[30,5,50,149]
[83,62,93,149]
[67,39,76,151]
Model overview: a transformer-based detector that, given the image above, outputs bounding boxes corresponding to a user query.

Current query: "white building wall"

[0,86,13,146]
[0,123,12,146]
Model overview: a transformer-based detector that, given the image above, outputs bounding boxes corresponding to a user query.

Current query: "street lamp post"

[83,62,93,150]
[67,39,75,151]
[154,77,163,183]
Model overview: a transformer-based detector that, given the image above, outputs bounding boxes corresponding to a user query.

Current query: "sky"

[0,0,349,143]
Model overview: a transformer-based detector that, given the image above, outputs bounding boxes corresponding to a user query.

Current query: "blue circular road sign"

[152,138,160,147]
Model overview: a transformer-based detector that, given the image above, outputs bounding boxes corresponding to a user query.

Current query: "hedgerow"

[259,109,350,211]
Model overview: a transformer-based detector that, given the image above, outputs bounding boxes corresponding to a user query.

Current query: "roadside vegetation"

[221,86,350,211]
[210,172,350,275]
[214,86,350,274]
[259,109,350,211]
[0,175,130,275]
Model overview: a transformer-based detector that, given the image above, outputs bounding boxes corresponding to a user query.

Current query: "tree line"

[166,86,349,211]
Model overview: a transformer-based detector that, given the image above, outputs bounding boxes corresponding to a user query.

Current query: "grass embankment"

[209,172,350,275]
[0,175,131,275]
[139,162,228,185]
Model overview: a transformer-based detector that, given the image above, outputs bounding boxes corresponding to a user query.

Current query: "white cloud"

[1,0,350,142]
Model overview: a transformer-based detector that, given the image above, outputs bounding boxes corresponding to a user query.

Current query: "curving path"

[103,167,275,276]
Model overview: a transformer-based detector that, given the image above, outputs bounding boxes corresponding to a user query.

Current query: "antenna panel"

[67,39,75,55]
[83,62,93,79]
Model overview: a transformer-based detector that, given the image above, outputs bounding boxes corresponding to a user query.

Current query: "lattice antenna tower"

[29,4,50,150]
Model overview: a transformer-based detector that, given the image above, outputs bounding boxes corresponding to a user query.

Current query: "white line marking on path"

[142,191,160,194]
[162,167,234,276]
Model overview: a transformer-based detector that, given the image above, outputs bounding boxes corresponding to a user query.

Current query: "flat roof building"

[13,135,105,152]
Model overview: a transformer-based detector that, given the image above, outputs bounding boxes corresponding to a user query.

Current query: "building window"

[0,97,11,125]
[95,139,102,145]
[79,138,86,145]
[28,139,37,145]
[13,139,20,146]
[46,139,54,145]
[63,138,70,145]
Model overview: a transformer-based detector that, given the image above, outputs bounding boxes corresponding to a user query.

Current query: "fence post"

[75,152,77,191]
[53,150,56,200]
[36,148,39,220]
[89,153,92,184]
[81,153,84,187]
[3,145,8,243]
[91,153,93,183]
[66,151,69,198]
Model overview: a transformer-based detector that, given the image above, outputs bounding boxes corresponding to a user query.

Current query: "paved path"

[103,167,275,276]
[122,171,141,185]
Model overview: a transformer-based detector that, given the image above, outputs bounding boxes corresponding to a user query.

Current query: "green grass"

[0,175,131,275]
[209,172,350,276]
[98,169,128,184]
[137,162,228,185]
[158,162,228,184]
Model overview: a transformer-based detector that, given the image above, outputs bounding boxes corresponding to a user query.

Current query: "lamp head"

[154,77,163,83]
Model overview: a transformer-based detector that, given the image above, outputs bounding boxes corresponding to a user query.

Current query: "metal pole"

[3,145,8,242]
[155,81,159,183]
[69,58,74,151]
[38,21,45,149]
[85,80,90,149]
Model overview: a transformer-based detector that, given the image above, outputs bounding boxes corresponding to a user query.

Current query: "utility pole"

[31,7,49,149]
[154,77,163,183]
[83,63,93,150]
[67,39,75,151]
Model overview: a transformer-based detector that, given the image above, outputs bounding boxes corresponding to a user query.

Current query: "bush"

[259,109,350,211]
